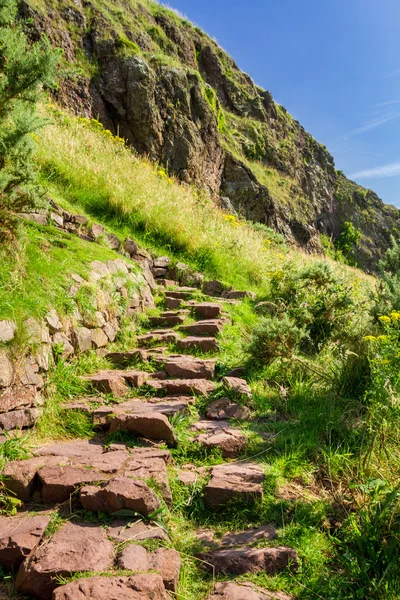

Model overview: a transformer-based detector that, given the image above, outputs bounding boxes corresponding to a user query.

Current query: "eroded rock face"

[15,522,114,599]
[53,574,169,600]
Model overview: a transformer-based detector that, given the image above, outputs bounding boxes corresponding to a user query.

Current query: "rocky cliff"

[22,0,400,270]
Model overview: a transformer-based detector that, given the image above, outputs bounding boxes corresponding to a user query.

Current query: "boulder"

[179,320,223,337]
[80,477,161,515]
[24,318,51,344]
[0,514,50,569]
[223,376,252,398]
[202,281,225,297]
[209,582,293,600]
[147,378,215,396]
[91,328,108,348]
[0,349,13,387]
[0,319,17,342]
[193,302,222,319]
[72,327,93,352]
[118,546,181,592]
[226,290,257,300]
[53,332,74,358]
[124,238,138,256]
[202,546,299,576]
[0,407,41,431]
[0,386,36,413]
[109,412,176,445]
[15,522,114,600]
[103,321,119,342]
[45,309,62,333]
[38,465,107,504]
[153,256,170,269]
[106,233,120,250]
[204,463,264,507]
[53,574,169,600]
[2,456,60,502]
[176,337,218,353]
[88,223,105,239]
[206,397,250,420]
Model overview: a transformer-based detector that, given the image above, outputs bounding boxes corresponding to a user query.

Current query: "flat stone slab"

[16,522,114,600]
[194,422,247,458]
[204,463,264,507]
[176,336,218,353]
[165,289,196,299]
[201,546,298,576]
[0,514,51,569]
[104,350,147,367]
[159,356,216,380]
[93,397,193,426]
[109,412,176,445]
[179,320,223,337]
[118,545,181,592]
[35,440,105,458]
[221,525,277,546]
[149,315,185,327]
[209,582,293,600]
[193,303,221,319]
[147,378,215,396]
[107,520,169,543]
[80,477,161,516]
[206,397,251,420]
[81,370,149,397]
[122,457,171,502]
[53,574,169,600]
[223,376,252,398]
[137,332,180,347]
[38,465,107,504]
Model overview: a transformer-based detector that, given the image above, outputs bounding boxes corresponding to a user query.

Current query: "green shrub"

[372,235,400,318]
[249,314,307,364]
[0,0,59,242]
[336,221,361,260]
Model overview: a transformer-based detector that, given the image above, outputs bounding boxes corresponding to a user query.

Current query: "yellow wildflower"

[363,335,376,341]
[378,315,391,323]
[390,311,400,321]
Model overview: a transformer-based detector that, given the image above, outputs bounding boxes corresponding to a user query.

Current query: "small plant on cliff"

[0,0,59,242]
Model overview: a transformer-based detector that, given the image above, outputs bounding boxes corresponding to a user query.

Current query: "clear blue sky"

[168,0,400,207]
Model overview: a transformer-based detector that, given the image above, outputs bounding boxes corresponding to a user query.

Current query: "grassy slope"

[2,106,391,600]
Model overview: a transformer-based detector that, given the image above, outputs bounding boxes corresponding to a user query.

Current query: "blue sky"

[167,0,400,207]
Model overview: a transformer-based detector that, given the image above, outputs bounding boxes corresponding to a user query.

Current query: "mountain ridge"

[21,0,400,270]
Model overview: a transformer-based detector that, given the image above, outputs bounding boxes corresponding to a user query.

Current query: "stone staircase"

[0,283,296,600]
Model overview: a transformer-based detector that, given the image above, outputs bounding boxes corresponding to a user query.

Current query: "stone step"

[3,443,171,504]
[154,355,216,380]
[91,396,195,426]
[80,370,149,397]
[209,582,293,600]
[118,545,181,592]
[80,477,161,515]
[165,296,182,309]
[206,397,251,420]
[109,412,176,446]
[0,514,51,570]
[200,546,298,577]
[104,349,147,367]
[148,314,185,327]
[179,319,223,337]
[223,376,252,399]
[192,302,222,319]
[192,420,247,457]
[53,575,168,600]
[15,521,114,599]
[163,289,196,300]
[136,331,180,347]
[203,462,264,507]
[147,378,215,397]
[176,336,218,353]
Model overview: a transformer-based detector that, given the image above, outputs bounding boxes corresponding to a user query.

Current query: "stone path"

[0,282,297,600]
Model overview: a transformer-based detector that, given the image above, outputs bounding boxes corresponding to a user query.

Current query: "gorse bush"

[0,0,59,242]
[372,235,400,319]
[249,314,306,364]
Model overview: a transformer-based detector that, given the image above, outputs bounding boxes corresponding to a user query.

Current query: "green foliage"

[0,0,59,241]
[372,235,400,318]
[336,221,362,261]
[249,314,306,364]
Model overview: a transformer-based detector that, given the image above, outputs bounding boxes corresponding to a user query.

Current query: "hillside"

[20,0,400,270]
[2,3,400,600]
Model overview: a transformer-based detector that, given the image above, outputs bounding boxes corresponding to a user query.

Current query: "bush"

[371,235,400,318]
[249,314,307,364]
[0,0,59,242]
[336,221,361,261]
